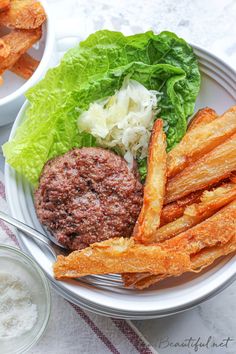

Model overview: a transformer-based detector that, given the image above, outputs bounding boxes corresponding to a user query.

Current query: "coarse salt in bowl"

[0,245,51,354]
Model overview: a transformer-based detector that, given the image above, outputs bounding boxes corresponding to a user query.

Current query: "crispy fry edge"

[165,132,236,204]
[53,237,191,280]
[0,27,42,75]
[0,0,46,29]
[0,0,9,12]
[167,106,236,178]
[133,119,167,244]
[187,107,217,132]
[160,190,203,226]
[150,182,236,243]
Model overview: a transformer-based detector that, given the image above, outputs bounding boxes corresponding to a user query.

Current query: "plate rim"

[4,43,236,318]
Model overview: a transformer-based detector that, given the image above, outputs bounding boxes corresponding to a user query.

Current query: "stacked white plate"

[5,45,236,319]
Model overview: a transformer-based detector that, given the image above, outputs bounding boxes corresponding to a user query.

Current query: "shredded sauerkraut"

[77,78,161,163]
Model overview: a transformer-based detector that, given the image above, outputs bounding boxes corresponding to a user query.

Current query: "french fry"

[190,237,236,271]
[0,76,3,85]
[0,38,10,59]
[163,200,236,253]
[167,106,236,178]
[0,0,46,29]
[0,28,42,75]
[122,272,151,287]
[123,273,165,289]
[160,178,229,226]
[160,190,203,226]
[125,236,236,289]
[133,119,167,243]
[122,200,236,288]
[150,183,236,243]
[10,53,39,79]
[53,237,191,279]
[165,133,236,204]
[0,0,9,12]
[126,236,236,289]
[230,172,236,183]
[187,107,217,132]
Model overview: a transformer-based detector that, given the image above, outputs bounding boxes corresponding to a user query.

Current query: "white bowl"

[0,0,56,126]
[4,44,236,319]
[0,245,51,354]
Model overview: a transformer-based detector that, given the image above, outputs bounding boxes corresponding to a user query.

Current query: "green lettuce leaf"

[3,30,200,185]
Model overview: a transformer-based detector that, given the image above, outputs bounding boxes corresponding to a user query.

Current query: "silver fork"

[0,211,67,259]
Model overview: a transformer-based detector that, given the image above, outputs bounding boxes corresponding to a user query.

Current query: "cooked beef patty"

[34,147,143,250]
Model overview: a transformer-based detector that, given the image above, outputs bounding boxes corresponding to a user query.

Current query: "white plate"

[4,44,236,319]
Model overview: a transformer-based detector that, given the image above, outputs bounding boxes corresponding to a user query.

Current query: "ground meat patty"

[34,147,143,250]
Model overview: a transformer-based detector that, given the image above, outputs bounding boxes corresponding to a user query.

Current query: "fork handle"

[0,211,56,258]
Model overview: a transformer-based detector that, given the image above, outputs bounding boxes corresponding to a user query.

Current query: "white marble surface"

[51,0,236,68]
[134,281,236,354]
[0,0,236,353]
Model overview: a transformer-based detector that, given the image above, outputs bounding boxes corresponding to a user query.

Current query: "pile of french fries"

[54,106,236,290]
[0,0,46,84]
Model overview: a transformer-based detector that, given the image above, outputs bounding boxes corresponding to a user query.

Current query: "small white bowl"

[0,245,51,354]
[0,0,56,126]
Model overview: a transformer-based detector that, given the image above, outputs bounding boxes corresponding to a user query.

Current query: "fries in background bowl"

[0,0,46,29]
[52,106,236,288]
[0,0,10,12]
[0,0,46,86]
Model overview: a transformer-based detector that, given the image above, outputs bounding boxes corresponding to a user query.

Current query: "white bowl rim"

[4,42,236,319]
[0,0,54,107]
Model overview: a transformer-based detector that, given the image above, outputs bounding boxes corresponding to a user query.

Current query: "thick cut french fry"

[0,28,42,75]
[0,0,9,12]
[187,107,217,132]
[122,200,236,288]
[126,236,236,289]
[160,178,229,226]
[160,190,203,226]
[10,53,39,79]
[125,239,236,289]
[167,106,236,178]
[150,183,236,243]
[163,200,236,253]
[165,133,236,204]
[0,0,46,29]
[231,173,236,183]
[133,119,167,243]
[190,237,236,271]
[54,237,191,279]
[0,38,10,59]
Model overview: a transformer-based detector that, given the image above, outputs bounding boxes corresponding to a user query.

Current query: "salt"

[0,272,38,338]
